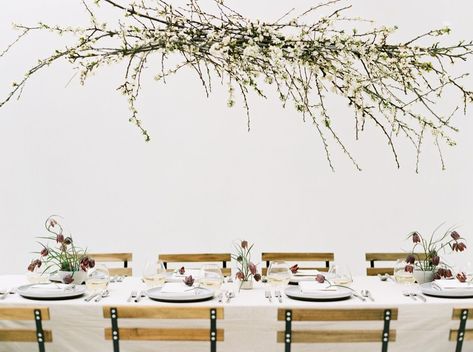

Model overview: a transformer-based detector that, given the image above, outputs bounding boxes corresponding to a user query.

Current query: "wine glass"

[143,260,167,288]
[199,264,224,292]
[328,264,353,285]
[86,264,110,292]
[393,259,415,284]
[267,261,292,289]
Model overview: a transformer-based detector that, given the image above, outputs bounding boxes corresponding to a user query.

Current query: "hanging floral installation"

[1,0,472,171]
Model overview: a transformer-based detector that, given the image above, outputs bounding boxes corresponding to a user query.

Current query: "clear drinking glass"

[328,264,353,285]
[143,260,167,288]
[199,264,224,292]
[86,264,110,292]
[393,259,416,284]
[267,261,292,288]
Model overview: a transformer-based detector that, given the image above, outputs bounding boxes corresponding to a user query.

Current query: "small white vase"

[58,270,87,284]
[413,270,434,284]
[239,279,253,290]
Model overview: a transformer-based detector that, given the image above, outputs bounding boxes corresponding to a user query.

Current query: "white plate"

[146,286,215,302]
[421,282,473,298]
[284,285,352,301]
[17,283,86,300]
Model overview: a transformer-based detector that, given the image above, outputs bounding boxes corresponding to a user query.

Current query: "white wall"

[0,0,472,276]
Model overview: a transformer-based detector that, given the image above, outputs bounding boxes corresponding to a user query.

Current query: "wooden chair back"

[261,252,334,276]
[0,307,52,352]
[277,308,398,352]
[365,252,427,276]
[450,308,473,352]
[103,306,223,352]
[159,253,232,276]
[89,253,133,276]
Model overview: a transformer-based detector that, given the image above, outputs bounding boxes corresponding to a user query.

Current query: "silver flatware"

[84,292,100,302]
[217,292,224,303]
[377,274,388,282]
[411,292,427,302]
[225,291,235,303]
[361,289,375,302]
[0,288,11,300]
[134,291,146,303]
[117,276,124,282]
[265,290,272,303]
[95,290,110,302]
[352,292,366,301]
[403,291,417,301]
[127,290,137,302]
[274,290,283,303]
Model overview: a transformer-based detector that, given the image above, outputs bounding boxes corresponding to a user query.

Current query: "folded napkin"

[299,281,337,293]
[160,283,193,294]
[26,283,75,293]
[432,280,473,290]
[294,269,320,277]
[172,269,202,278]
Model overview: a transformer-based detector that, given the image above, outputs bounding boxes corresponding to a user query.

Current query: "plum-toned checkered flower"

[40,248,49,257]
[451,231,461,241]
[406,255,415,265]
[404,265,414,273]
[179,266,185,275]
[249,262,257,275]
[56,234,64,243]
[457,272,467,283]
[431,255,440,266]
[290,264,299,274]
[183,275,194,286]
[315,274,325,283]
[412,232,421,243]
[63,274,74,284]
[254,273,262,282]
[241,240,248,249]
[235,271,244,281]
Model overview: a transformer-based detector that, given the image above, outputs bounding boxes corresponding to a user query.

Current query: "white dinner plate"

[284,285,352,301]
[146,286,215,302]
[420,282,473,298]
[17,283,86,300]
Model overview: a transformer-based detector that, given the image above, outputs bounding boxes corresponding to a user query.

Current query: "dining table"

[0,274,472,352]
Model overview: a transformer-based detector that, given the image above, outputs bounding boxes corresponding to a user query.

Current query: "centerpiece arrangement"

[27,216,95,284]
[403,227,467,284]
[232,240,261,290]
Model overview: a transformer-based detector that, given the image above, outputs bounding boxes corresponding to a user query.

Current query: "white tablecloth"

[0,275,472,352]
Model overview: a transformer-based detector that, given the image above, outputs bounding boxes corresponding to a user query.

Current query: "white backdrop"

[0,0,472,276]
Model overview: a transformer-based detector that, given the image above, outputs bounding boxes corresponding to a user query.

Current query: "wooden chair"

[159,253,232,276]
[0,307,52,352]
[365,252,427,276]
[89,253,133,276]
[261,252,334,276]
[450,308,473,352]
[277,308,398,352]
[103,306,224,352]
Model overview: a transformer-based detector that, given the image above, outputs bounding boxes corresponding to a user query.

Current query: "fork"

[135,291,146,303]
[0,288,11,300]
[274,290,283,303]
[127,290,137,302]
[265,290,272,303]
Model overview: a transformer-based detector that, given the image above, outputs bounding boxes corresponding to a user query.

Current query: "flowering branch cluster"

[28,216,94,277]
[1,0,473,170]
[405,227,467,275]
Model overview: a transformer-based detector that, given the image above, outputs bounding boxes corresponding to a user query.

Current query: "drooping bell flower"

[63,274,74,284]
[431,255,440,266]
[290,264,299,273]
[56,234,64,243]
[406,255,415,265]
[235,271,245,281]
[88,259,95,269]
[63,237,73,245]
[254,273,262,282]
[183,275,194,286]
[457,272,467,283]
[412,232,421,243]
[241,240,248,249]
[179,266,185,275]
[451,231,461,241]
[40,248,49,257]
[315,274,325,283]
[404,265,414,273]
[249,262,257,275]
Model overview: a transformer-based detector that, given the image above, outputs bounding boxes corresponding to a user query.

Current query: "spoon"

[377,274,387,282]
[361,290,375,301]
[95,289,110,302]
[225,291,235,303]
[402,291,416,301]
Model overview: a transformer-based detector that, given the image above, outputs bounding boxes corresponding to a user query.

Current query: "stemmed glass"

[267,261,292,289]
[393,259,415,284]
[85,264,110,293]
[199,264,224,292]
[328,264,353,285]
[142,260,167,288]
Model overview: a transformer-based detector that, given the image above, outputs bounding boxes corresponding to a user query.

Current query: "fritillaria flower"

[249,262,257,275]
[179,266,185,275]
[40,248,49,257]
[452,242,467,252]
[315,274,325,283]
[431,255,440,266]
[235,271,245,281]
[412,232,421,243]
[56,234,64,243]
[89,259,95,269]
[254,273,261,282]
[406,255,415,265]
[63,274,74,284]
[183,275,194,286]
[63,237,73,245]
[404,265,414,273]
[241,240,248,249]
[457,272,467,283]
[451,231,461,241]
[290,264,299,274]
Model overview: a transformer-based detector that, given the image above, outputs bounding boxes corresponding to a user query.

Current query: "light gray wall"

[0,0,472,275]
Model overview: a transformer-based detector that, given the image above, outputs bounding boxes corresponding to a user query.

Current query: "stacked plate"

[147,283,214,303]
[421,281,473,298]
[285,281,352,301]
[17,283,86,300]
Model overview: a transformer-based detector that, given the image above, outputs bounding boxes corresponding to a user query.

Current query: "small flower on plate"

[315,274,325,283]
[179,266,185,275]
[290,264,299,273]
[183,275,194,286]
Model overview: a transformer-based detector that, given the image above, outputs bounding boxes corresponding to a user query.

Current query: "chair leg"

[381,309,392,352]
[110,307,120,352]
[456,309,469,352]
[284,310,292,352]
[34,309,46,352]
[210,308,217,352]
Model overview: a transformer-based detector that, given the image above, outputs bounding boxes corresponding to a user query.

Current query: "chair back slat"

[108,268,133,276]
[453,309,473,319]
[365,252,427,276]
[277,330,396,343]
[450,329,473,341]
[277,309,398,321]
[262,252,334,262]
[103,307,224,320]
[0,329,53,342]
[159,253,231,263]
[105,328,224,341]
[89,252,133,276]
[0,307,50,321]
